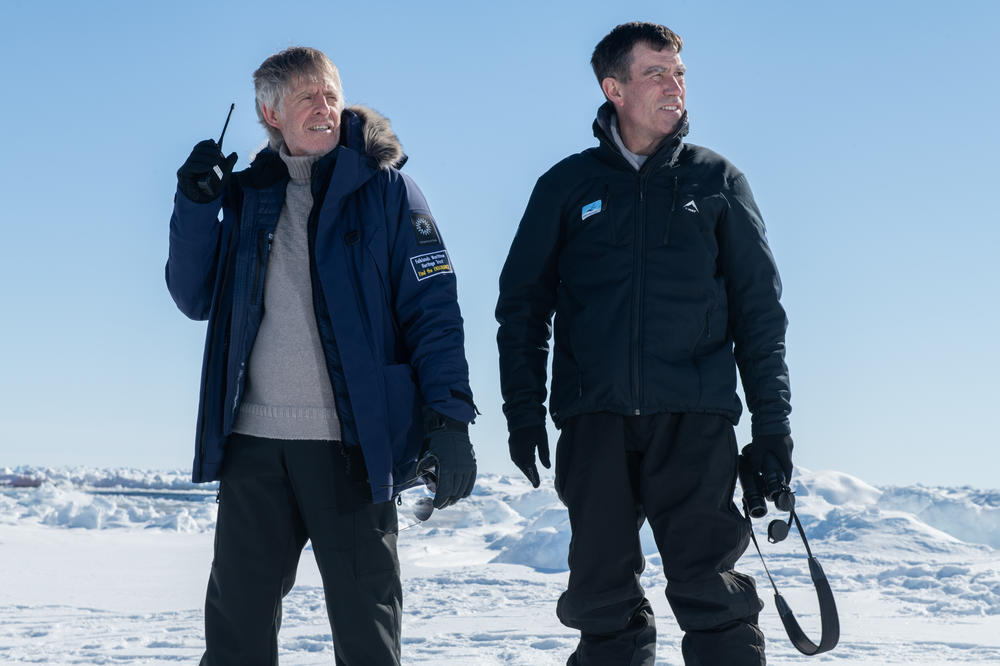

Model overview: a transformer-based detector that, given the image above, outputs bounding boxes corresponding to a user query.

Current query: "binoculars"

[738,451,794,518]
[739,451,840,655]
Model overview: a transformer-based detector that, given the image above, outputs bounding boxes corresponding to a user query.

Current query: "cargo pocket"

[382,363,421,464]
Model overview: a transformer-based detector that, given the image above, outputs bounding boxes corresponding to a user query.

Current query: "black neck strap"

[746,508,840,655]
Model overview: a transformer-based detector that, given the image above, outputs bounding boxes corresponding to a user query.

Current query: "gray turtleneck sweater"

[231,145,342,441]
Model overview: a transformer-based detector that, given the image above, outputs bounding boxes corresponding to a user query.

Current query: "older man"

[167,46,477,665]
[496,22,793,665]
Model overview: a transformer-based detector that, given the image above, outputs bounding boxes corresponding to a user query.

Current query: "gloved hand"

[743,433,794,483]
[508,425,550,488]
[423,410,477,509]
[177,139,238,203]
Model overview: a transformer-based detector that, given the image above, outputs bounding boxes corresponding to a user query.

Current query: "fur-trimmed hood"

[346,105,406,170]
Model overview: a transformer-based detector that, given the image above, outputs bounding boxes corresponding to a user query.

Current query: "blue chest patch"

[581,199,603,220]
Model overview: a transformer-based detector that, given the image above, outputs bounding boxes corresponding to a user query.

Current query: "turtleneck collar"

[276,141,323,183]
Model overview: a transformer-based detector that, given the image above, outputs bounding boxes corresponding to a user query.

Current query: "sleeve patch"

[410,213,441,245]
[410,250,453,281]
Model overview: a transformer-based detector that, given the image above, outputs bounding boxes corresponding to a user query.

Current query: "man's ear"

[260,103,282,130]
[601,77,624,108]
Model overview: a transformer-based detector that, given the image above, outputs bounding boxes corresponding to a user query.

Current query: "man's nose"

[663,76,683,94]
[313,96,331,114]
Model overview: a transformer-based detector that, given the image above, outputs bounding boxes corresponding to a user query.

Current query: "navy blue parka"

[167,106,475,502]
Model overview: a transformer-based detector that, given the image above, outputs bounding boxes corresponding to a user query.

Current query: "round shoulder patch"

[410,213,441,245]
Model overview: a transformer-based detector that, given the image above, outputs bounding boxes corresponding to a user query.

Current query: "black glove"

[423,410,477,509]
[177,139,238,203]
[508,425,550,489]
[744,433,794,483]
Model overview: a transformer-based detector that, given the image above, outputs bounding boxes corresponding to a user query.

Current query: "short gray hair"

[253,46,343,147]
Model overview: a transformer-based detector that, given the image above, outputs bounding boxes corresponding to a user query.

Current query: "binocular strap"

[745,509,840,655]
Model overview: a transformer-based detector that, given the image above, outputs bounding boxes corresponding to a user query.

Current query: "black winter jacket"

[496,104,790,437]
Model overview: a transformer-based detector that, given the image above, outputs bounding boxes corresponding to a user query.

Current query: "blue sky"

[1,0,997,488]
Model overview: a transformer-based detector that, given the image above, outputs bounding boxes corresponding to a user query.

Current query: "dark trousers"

[555,412,765,666]
[200,434,401,666]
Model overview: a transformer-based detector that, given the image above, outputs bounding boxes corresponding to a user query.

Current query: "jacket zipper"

[233,362,245,417]
[234,197,272,421]
[631,172,648,415]
[230,205,254,422]
[664,175,679,245]
[252,229,273,305]
[692,304,712,356]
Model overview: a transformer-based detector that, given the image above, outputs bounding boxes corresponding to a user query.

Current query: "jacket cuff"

[422,387,477,425]
[423,406,469,434]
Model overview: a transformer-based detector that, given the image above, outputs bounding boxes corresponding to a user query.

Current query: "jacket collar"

[592,101,689,170]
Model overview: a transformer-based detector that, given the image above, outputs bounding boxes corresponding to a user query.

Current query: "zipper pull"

[664,175,679,245]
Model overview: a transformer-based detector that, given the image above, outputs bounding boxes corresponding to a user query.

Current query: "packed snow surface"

[2,465,1000,664]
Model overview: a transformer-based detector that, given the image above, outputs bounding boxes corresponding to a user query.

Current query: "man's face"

[604,43,686,155]
[264,76,344,156]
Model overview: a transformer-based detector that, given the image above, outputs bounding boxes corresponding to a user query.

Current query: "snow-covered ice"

[2,465,999,664]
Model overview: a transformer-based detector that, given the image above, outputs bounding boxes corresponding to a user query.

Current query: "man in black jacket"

[496,22,793,665]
